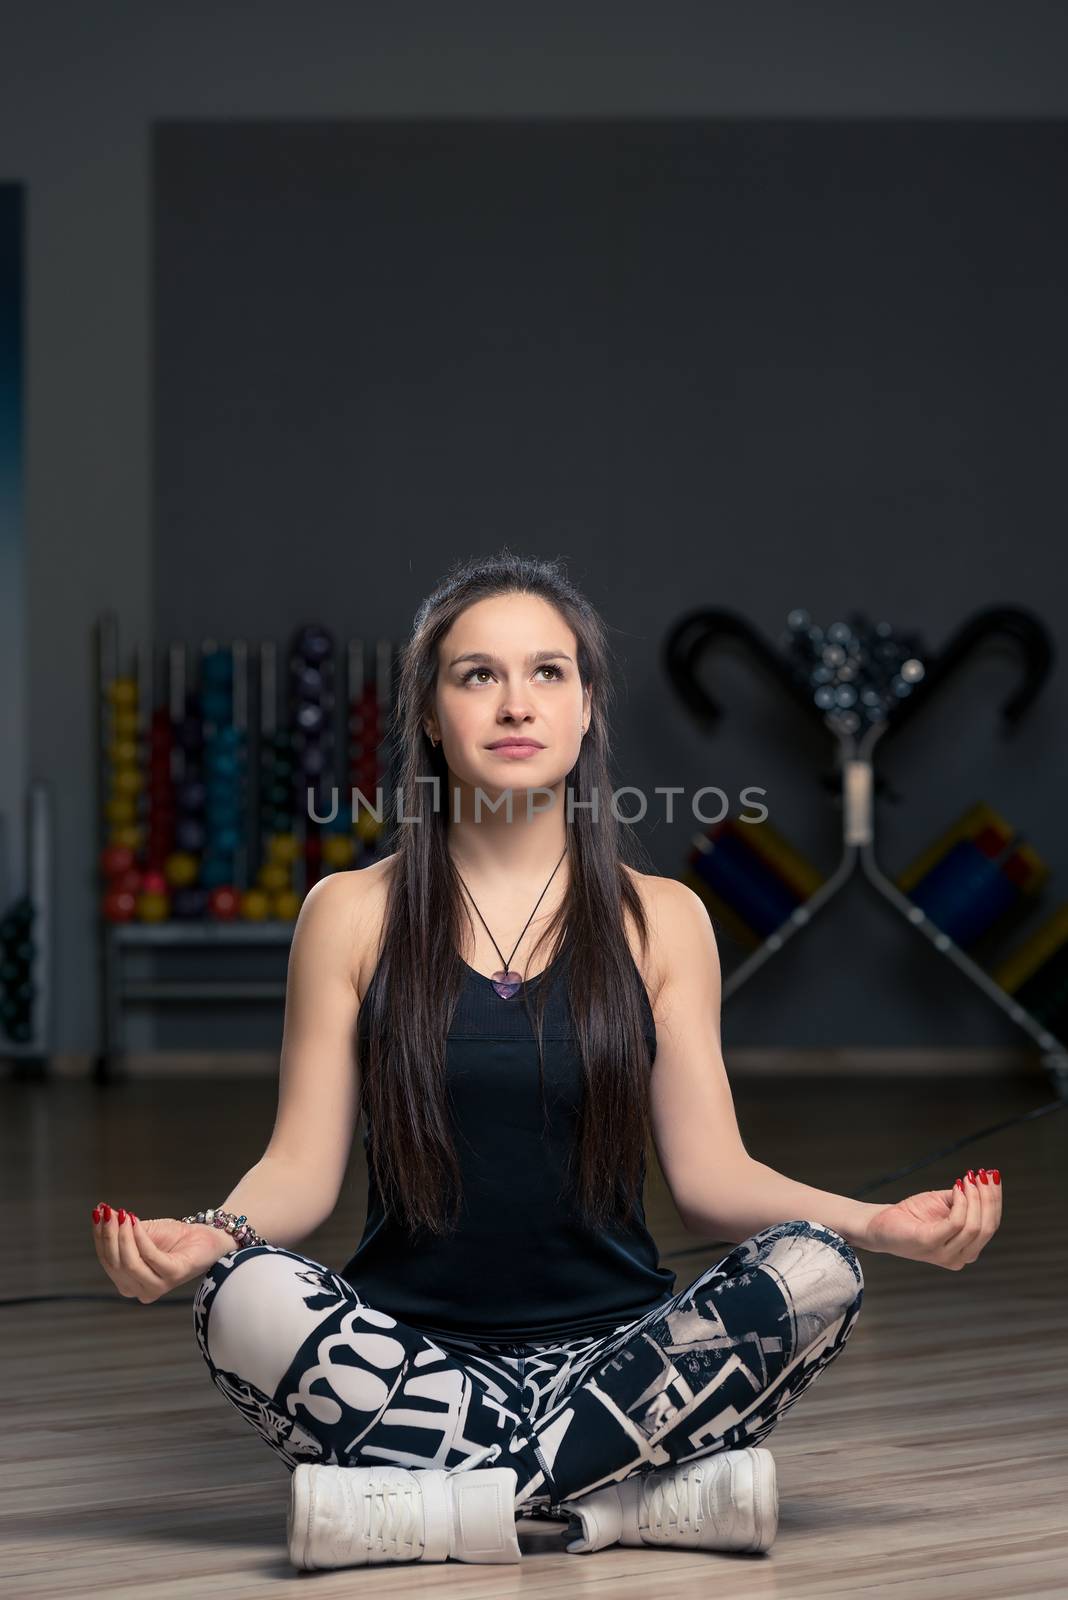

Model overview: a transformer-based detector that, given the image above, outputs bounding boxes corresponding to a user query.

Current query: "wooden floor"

[1,1064,1066,1598]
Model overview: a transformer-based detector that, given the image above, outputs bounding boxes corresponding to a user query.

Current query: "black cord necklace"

[454,847,568,998]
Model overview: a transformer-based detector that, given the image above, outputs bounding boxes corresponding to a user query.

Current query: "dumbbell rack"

[667,605,1068,1101]
[0,782,52,1074]
[93,614,398,1083]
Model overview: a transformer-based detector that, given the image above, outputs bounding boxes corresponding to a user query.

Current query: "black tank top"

[340,943,677,1342]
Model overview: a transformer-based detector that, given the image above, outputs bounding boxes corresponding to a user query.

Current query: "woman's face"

[426,592,590,795]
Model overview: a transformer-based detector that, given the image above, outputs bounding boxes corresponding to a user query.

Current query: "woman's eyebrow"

[447,650,574,669]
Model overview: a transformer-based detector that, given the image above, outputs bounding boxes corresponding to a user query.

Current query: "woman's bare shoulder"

[347,852,400,1003]
[620,863,675,1008]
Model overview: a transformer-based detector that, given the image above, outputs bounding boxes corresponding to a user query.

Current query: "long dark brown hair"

[357,549,661,1240]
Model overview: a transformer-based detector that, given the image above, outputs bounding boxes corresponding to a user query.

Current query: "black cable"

[0,1097,1063,1304]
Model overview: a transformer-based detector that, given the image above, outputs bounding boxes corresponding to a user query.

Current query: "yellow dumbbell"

[240,889,271,921]
[136,890,169,923]
[256,862,291,893]
[107,678,139,708]
[105,794,138,825]
[267,833,301,865]
[270,889,302,921]
[322,834,355,867]
[164,852,199,888]
[112,767,144,796]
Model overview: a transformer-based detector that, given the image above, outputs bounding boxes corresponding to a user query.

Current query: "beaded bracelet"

[181,1207,266,1249]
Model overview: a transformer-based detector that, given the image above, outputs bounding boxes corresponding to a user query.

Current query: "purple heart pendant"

[490,970,523,1000]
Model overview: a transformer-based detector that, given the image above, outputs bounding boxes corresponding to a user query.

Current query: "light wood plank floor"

[1,1066,1065,1597]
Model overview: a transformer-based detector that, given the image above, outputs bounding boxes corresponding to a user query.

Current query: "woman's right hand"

[91,1203,239,1303]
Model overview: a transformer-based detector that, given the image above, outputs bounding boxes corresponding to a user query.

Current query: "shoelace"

[447,1440,502,1474]
[642,1465,703,1540]
[350,1474,423,1559]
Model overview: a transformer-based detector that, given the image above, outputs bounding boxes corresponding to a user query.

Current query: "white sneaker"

[287,1442,522,1568]
[560,1447,778,1555]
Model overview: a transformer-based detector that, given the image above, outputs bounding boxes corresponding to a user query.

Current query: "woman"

[91,550,1003,1570]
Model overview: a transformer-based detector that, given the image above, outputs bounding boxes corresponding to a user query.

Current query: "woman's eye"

[461,665,564,685]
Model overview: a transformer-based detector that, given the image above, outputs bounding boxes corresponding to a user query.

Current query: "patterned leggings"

[193,1217,864,1514]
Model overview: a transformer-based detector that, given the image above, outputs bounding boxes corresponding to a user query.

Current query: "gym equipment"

[779,609,927,733]
[0,784,52,1071]
[689,822,805,941]
[348,639,395,856]
[92,614,400,1077]
[898,805,1048,950]
[664,603,1067,1098]
[687,817,827,946]
[289,623,337,893]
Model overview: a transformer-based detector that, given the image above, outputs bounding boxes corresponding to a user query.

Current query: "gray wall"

[3,3,1068,1055]
[154,118,1068,1051]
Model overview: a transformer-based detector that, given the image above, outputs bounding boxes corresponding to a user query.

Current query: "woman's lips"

[487,742,543,757]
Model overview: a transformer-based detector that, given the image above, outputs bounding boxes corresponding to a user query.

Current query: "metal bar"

[119,981,287,1002]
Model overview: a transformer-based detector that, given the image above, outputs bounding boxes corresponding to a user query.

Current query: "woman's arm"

[678,1160,887,1252]
[213,870,366,1249]
[212,1153,346,1253]
[647,878,884,1252]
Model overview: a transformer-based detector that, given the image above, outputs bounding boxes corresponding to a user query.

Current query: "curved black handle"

[663,603,1054,743]
[662,607,827,735]
[879,604,1054,744]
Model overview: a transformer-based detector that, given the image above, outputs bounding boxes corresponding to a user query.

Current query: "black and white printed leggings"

[193,1217,864,1514]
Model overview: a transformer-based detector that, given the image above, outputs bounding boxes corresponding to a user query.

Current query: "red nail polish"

[117,1209,126,1224]
[992,1170,1000,1185]
[102,1205,112,1221]
[955,1178,963,1191]
[979,1170,989,1183]
[967,1172,977,1185]
[131,1214,138,1225]
[92,1207,101,1224]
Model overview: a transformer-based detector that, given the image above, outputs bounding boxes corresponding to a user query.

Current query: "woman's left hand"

[863,1168,1001,1268]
